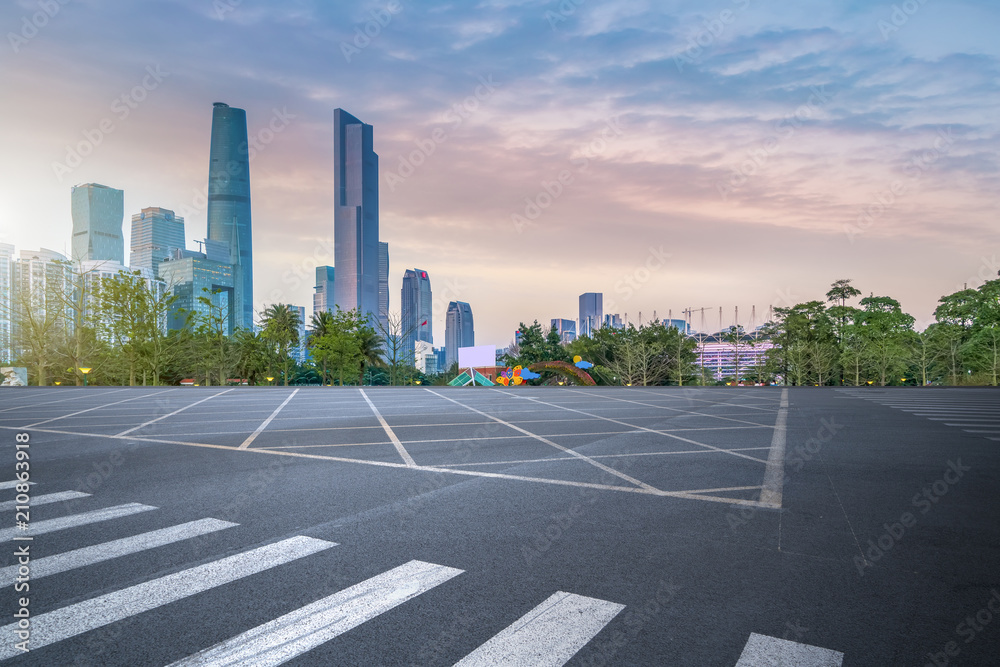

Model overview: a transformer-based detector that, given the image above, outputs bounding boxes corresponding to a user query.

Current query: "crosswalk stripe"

[0,518,238,584]
[0,490,89,512]
[735,632,843,666]
[454,591,625,667]
[168,559,462,666]
[0,480,34,491]
[0,502,156,542]
[0,535,336,659]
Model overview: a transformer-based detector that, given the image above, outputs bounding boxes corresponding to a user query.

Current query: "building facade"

[378,241,389,328]
[158,240,236,334]
[579,292,603,338]
[206,102,253,330]
[313,265,336,316]
[78,260,164,337]
[130,207,185,277]
[71,183,124,264]
[695,333,774,382]
[446,301,475,370]
[0,244,14,362]
[401,268,432,364]
[333,108,380,322]
[10,249,74,359]
[551,318,576,344]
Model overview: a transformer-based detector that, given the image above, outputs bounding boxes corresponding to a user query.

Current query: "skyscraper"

[71,183,124,264]
[333,109,379,321]
[446,301,474,370]
[158,240,235,334]
[551,318,576,344]
[313,266,336,316]
[130,207,185,277]
[206,102,253,330]
[401,268,432,364]
[0,244,14,363]
[378,241,389,327]
[579,292,603,338]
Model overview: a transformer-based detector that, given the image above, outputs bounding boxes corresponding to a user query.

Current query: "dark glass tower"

[445,301,474,370]
[206,102,253,330]
[333,108,379,321]
[401,268,432,365]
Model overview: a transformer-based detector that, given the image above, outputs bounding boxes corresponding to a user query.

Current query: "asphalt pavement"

[0,385,997,666]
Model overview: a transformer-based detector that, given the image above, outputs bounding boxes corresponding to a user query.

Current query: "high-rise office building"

[445,301,474,370]
[333,109,380,321]
[130,207,185,277]
[206,102,253,330]
[0,244,14,362]
[79,260,164,337]
[378,241,389,327]
[11,249,74,357]
[603,313,623,329]
[292,305,307,364]
[579,292,603,338]
[71,183,124,264]
[313,266,336,316]
[551,318,576,344]
[158,240,235,334]
[401,268,432,364]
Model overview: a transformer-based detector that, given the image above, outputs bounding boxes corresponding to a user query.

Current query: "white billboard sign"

[458,345,496,368]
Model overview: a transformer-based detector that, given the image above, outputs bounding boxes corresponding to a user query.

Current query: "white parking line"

[758,389,789,508]
[116,389,235,436]
[454,591,624,667]
[239,389,300,449]
[168,559,462,666]
[360,388,416,467]
[24,389,177,428]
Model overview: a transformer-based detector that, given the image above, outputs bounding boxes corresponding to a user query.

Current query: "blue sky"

[1,0,998,345]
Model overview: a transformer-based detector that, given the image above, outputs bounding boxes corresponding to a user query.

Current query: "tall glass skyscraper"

[445,301,474,370]
[130,207,185,277]
[333,108,379,321]
[378,241,389,327]
[579,292,603,338]
[313,265,335,316]
[206,102,253,330]
[71,183,124,264]
[401,268,432,364]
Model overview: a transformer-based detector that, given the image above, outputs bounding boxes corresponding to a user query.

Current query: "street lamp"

[78,367,92,387]
[54,381,61,386]
[415,380,422,385]
[266,376,275,385]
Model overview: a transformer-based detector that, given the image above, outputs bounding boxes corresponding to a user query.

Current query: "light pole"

[266,376,275,386]
[79,367,92,387]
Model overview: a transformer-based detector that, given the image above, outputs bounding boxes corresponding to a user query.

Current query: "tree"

[374,311,421,386]
[233,328,272,386]
[10,267,69,386]
[965,324,1000,386]
[721,325,747,383]
[308,310,337,385]
[599,327,670,386]
[260,303,301,386]
[98,270,171,386]
[856,295,915,386]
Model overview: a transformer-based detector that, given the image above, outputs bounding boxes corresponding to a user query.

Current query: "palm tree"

[357,325,385,385]
[260,303,300,386]
[309,310,337,385]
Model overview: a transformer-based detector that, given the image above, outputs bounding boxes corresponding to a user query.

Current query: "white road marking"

[561,388,775,429]
[239,388,300,449]
[0,480,34,490]
[515,390,769,464]
[0,535,336,659]
[360,388,416,466]
[0,503,156,542]
[168,559,462,666]
[432,446,775,468]
[0,387,132,413]
[426,389,658,491]
[454,591,624,667]
[758,389,789,508]
[0,518,237,584]
[0,490,89,512]
[116,388,235,436]
[23,389,177,428]
[735,632,843,666]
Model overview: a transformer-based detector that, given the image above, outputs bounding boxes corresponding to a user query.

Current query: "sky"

[0,0,998,347]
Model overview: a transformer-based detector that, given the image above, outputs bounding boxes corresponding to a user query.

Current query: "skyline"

[1,1,998,347]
